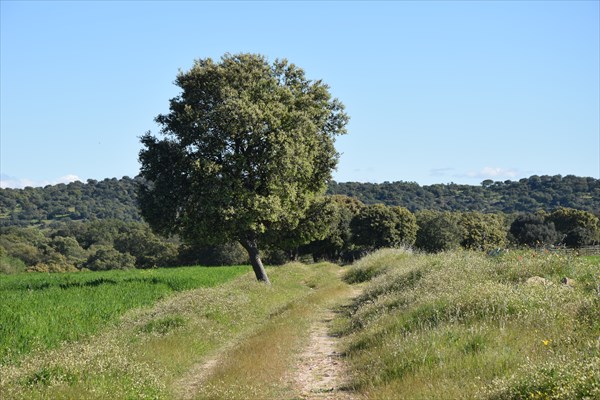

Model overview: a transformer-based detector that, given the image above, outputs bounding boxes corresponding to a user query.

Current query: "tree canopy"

[138,53,349,282]
[2,175,598,229]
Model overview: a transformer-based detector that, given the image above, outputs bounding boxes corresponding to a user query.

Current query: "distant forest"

[328,175,599,214]
[0,175,598,227]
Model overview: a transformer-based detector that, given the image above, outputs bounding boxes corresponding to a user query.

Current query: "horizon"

[2,1,599,189]
[1,172,597,191]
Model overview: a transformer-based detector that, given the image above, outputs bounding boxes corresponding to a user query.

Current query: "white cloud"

[0,174,82,189]
[57,174,81,184]
[464,167,520,180]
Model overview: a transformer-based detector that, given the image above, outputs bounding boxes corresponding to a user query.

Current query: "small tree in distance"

[138,53,349,283]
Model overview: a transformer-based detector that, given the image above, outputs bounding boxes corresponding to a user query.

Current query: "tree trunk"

[240,236,270,284]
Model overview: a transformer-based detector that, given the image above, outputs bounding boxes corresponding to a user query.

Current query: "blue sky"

[1,1,599,188]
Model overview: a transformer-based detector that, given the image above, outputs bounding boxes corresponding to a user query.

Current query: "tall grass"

[0,266,249,364]
[337,250,600,399]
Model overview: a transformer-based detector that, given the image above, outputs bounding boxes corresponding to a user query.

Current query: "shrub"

[85,246,136,271]
[509,214,559,247]
[415,211,462,253]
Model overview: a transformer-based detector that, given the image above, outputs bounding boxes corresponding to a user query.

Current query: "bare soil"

[290,305,357,400]
[174,274,361,400]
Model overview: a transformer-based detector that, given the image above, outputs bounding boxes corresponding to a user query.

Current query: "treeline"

[0,219,251,274]
[1,175,599,228]
[2,197,598,274]
[0,177,142,226]
[279,197,599,263]
[328,175,600,213]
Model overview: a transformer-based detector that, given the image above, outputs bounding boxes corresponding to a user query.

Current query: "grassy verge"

[0,262,351,399]
[337,249,600,399]
[189,263,352,400]
[0,266,249,364]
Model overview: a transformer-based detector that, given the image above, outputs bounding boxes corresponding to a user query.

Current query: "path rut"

[290,284,361,400]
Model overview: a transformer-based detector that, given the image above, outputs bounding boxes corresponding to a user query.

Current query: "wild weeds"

[343,247,413,284]
[338,250,600,399]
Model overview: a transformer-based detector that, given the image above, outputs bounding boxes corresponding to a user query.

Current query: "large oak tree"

[138,54,348,283]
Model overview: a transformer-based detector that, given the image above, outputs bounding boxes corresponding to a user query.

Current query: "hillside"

[0,177,142,226]
[0,175,598,227]
[328,175,600,213]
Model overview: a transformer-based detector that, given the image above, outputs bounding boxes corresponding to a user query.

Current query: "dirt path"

[290,285,361,400]
[175,349,224,400]
[173,269,362,400]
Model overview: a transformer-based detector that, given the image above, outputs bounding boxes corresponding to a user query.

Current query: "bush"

[509,214,559,247]
[351,204,417,251]
[415,211,462,253]
[459,212,507,251]
[178,242,249,266]
[0,253,27,274]
[85,246,136,271]
[547,208,599,248]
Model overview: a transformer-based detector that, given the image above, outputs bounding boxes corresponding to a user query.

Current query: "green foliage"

[509,213,559,247]
[270,196,340,259]
[0,252,26,274]
[138,53,348,247]
[0,266,248,364]
[1,175,598,229]
[0,176,142,226]
[337,250,600,399]
[459,212,507,251]
[390,206,418,246]
[138,53,348,281]
[0,220,195,273]
[305,195,364,262]
[415,211,462,253]
[351,204,417,251]
[328,175,600,213]
[84,246,136,271]
[113,224,179,268]
[179,242,249,266]
[547,207,599,247]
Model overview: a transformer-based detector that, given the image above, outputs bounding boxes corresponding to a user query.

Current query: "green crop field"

[0,266,249,364]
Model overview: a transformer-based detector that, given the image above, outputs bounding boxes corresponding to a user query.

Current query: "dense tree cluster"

[1,172,598,274]
[0,220,249,274]
[273,201,598,262]
[1,175,597,230]
[1,203,598,274]
[328,175,600,213]
[0,177,142,226]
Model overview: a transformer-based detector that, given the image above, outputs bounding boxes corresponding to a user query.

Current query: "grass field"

[337,249,600,399]
[0,262,348,399]
[2,251,598,399]
[0,266,249,364]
